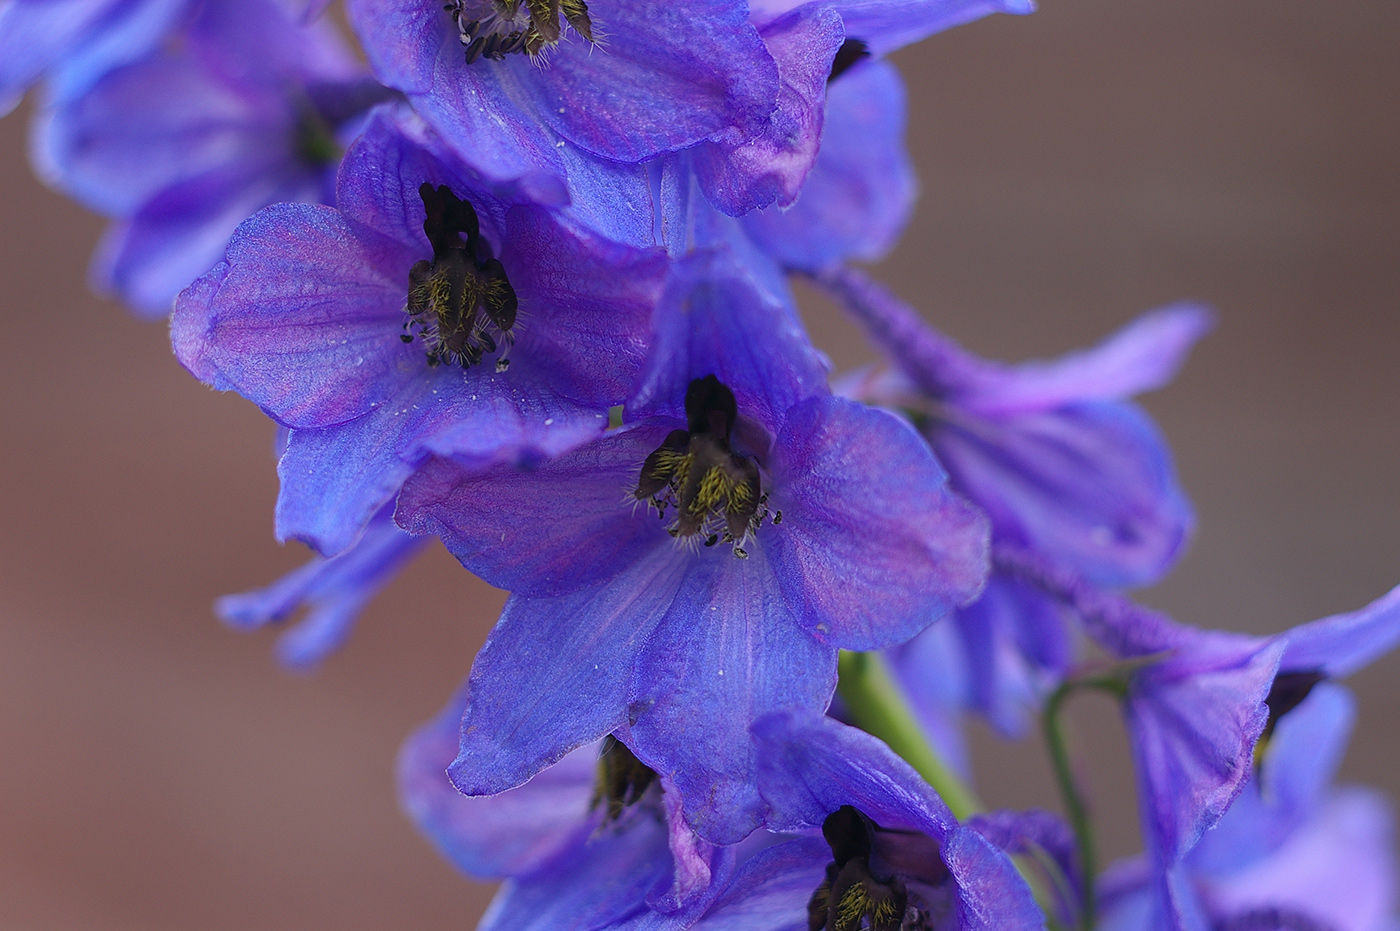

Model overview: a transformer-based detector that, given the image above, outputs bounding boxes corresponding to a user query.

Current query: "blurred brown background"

[2,0,1399,927]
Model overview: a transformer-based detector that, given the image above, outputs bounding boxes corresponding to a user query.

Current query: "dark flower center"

[827,38,870,83]
[634,375,780,558]
[808,806,945,931]
[446,0,594,63]
[590,735,658,824]
[402,182,517,369]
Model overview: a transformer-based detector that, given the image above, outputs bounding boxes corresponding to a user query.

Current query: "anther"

[634,376,765,553]
[403,183,517,369]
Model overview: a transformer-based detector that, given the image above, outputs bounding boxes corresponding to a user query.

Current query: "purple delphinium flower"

[823,268,1209,737]
[394,250,990,844]
[0,0,189,115]
[399,684,728,931]
[999,547,1400,930]
[749,710,1045,931]
[217,502,426,670]
[1100,684,1397,931]
[32,0,392,316]
[173,104,669,557]
[346,0,1027,225]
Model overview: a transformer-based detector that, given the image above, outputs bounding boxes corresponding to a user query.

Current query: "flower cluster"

[7,1,1397,930]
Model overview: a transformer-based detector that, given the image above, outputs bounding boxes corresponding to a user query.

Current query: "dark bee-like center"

[446,0,594,63]
[808,807,945,931]
[634,375,780,558]
[589,736,658,824]
[402,182,517,370]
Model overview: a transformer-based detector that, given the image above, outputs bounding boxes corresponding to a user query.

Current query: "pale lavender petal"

[1278,584,1400,679]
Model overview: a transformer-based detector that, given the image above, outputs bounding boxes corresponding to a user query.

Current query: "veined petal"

[398,681,599,878]
[396,422,675,595]
[629,549,838,845]
[754,711,954,837]
[1125,629,1284,865]
[1190,683,1356,875]
[449,546,688,796]
[742,58,915,271]
[170,202,419,428]
[278,374,608,556]
[478,823,674,931]
[766,395,990,650]
[97,161,325,317]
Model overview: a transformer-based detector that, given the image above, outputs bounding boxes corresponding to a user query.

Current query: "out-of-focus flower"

[217,503,426,670]
[0,0,189,115]
[32,0,390,315]
[173,105,668,556]
[1100,684,1397,931]
[395,251,989,844]
[824,268,1208,738]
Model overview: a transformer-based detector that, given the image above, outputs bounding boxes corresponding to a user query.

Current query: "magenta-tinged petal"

[692,5,845,216]
[171,202,419,428]
[395,422,675,596]
[448,546,689,796]
[766,395,990,650]
[398,682,599,879]
[628,550,838,845]
[97,162,324,317]
[742,58,915,271]
[349,0,780,165]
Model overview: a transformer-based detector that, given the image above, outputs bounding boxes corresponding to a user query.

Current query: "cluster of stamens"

[589,736,657,825]
[402,182,517,369]
[445,0,593,63]
[807,807,938,931]
[634,376,780,559]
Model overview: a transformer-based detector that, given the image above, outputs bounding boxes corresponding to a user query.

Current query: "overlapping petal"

[766,395,990,649]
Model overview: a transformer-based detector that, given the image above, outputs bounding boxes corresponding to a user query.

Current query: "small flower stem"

[836,650,982,820]
[1041,680,1098,931]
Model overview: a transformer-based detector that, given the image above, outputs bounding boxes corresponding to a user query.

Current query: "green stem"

[836,650,982,820]
[1042,681,1098,931]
